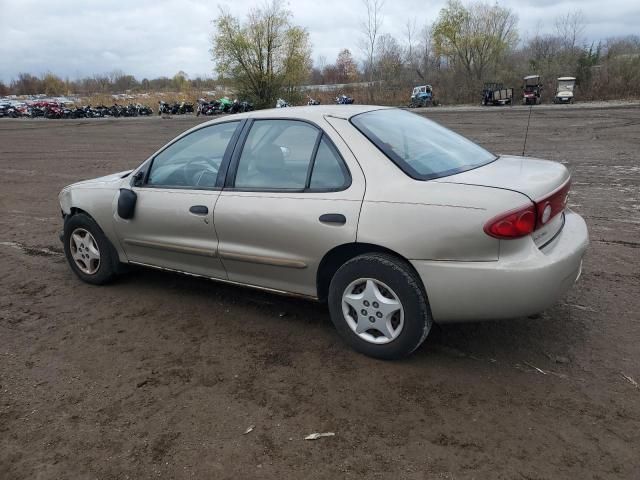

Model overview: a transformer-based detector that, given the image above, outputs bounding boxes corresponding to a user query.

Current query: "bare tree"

[360,0,385,83]
[336,49,359,83]
[555,10,586,51]
[405,18,417,66]
[376,34,404,82]
[417,24,435,79]
[317,55,327,73]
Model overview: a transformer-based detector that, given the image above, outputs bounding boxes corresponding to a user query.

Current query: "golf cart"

[409,85,434,107]
[554,77,576,104]
[482,82,513,106]
[523,75,543,105]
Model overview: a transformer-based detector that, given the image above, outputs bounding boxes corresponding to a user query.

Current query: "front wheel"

[328,253,432,359]
[63,213,121,285]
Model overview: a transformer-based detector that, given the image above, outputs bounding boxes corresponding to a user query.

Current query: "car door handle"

[189,205,209,215]
[319,214,346,225]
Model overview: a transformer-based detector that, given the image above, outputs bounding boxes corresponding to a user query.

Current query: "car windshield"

[558,80,575,91]
[350,109,496,180]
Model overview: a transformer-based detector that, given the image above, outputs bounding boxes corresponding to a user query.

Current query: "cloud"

[0,0,638,83]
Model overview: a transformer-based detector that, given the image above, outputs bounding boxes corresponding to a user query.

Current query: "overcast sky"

[0,0,638,83]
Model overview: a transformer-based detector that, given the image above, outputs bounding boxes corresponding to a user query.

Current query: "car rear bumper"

[411,210,589,323]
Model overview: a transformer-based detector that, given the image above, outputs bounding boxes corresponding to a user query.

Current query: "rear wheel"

[63,213,120,285]
[328,253,432,359]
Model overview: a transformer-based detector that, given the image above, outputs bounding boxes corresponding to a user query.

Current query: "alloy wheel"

[341,278,405,344]
[69,228,101,275]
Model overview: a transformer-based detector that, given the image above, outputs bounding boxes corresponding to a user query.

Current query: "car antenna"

[522,102,534,156]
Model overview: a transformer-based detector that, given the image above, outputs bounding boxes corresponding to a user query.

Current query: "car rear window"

[350,109,496,180]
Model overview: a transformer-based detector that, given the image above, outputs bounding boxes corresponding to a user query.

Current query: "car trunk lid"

[435,155,569,200]
[436,155,571,248]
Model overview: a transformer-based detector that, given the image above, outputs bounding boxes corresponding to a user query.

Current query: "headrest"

[254,144,285,174]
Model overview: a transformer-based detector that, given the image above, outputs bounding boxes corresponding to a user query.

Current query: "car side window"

[234,120,320,189]
[147,121,239,188]
[309,136,348,189]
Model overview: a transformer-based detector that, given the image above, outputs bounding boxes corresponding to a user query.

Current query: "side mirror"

[117,188,137,219]
[132,170,144,187]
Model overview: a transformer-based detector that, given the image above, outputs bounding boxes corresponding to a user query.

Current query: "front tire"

[63,213,120,285]
[328,253,432,359]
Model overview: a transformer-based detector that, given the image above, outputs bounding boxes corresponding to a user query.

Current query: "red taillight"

[484,204,537,239]
[484,179,571,240]
[535,179,570,226]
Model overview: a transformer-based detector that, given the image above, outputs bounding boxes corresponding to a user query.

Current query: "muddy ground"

[1,104,639,479]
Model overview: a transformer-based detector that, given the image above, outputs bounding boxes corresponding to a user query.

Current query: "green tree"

[432,0,518,82]
[172,71,189,92]
[211,0,312,107]
[41,73,65,96]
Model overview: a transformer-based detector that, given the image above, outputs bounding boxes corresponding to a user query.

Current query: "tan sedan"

[58,106,588,359]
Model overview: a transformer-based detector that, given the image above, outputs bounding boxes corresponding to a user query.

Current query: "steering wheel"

[181,156,219,186]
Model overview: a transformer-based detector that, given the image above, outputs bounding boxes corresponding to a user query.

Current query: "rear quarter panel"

[327,115,531,261]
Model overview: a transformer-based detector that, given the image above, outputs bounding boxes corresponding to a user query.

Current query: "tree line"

[0,71,218,98]
[211,0,640,106]
[3,0,639,107]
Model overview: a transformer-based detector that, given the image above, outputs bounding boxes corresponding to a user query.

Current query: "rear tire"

[63,213,121,285]
[328,253,432,360]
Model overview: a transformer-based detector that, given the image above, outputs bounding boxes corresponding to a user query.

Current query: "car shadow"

[117,266,588,366]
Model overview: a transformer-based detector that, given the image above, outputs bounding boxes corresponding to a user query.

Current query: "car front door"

[114,120,242,278]
[213,118,365,297]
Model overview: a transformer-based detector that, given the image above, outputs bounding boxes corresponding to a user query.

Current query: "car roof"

[557,76,576,81]
[523,75,540,80]
[202,104,392,126]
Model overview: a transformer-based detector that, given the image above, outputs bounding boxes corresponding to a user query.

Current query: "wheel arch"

[316,242,425,301]
[67,206,95,220]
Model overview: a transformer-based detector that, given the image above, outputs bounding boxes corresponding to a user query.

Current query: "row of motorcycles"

[276,94,355,108]
[158,101,194,115]
[0,101,153,119]
[196,97,254,116]
[1,93,358,119]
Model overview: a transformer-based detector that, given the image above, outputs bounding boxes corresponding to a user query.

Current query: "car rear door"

[213,117,365,297]
[113,120,243,278]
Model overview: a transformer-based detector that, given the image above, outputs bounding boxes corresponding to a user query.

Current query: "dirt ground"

[1,104,639,480]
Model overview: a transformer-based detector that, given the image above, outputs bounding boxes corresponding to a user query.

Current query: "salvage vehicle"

[554,77,576,104]
[409,85,433,107]
[58,106,588,359]
[523,75,543,105]
[482,82,513,106]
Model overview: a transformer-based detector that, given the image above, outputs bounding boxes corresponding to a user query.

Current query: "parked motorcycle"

[239,100,254,112]
[158,100,194,115]
[45,103,64,119]
[196,98,220,116]
[335,94,354,105]
[216,97,233,113]
[68,106,87,118]
[0,103,21,118]
[136,104,153,116]
[230,99,252,113]
[158,101,171,115]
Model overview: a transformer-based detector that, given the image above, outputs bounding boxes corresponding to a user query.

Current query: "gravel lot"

[1,104,639,479]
